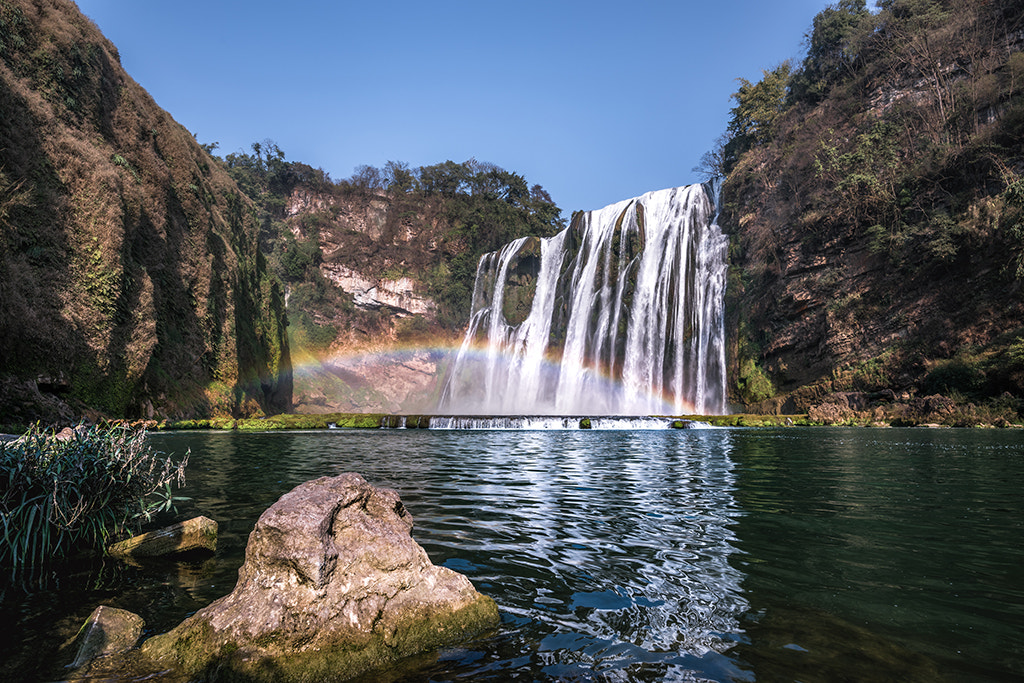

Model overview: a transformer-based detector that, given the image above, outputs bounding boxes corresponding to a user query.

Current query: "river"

[2,427,1022,681]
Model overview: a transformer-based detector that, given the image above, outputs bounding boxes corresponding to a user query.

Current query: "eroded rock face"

[140,473,498,681]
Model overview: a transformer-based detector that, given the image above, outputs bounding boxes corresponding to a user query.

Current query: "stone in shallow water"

[139,472,498,681]
[70,605,144,669]
[107,515,218,558]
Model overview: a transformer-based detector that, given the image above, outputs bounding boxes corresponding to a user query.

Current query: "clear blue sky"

[75,0,836,215]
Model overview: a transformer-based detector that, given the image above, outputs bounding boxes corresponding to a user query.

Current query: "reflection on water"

[1,428,1022,682]
[727,428,1024,683]
[395,429,750,680]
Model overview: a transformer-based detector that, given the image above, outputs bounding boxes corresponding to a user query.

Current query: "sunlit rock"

[139,473,498,681]
[69,605,144,670]
[108,516,218,559]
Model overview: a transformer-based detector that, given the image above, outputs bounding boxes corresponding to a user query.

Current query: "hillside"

[0,0,290,425]
[718,0,1024,424]
[218,149,565,412]
[7,0,1022,426]
[0,0,565,423]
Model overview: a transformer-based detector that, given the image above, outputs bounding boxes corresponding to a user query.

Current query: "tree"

[350,164,384,191]
[724,63,792,170]
[418,160,470,196]
[384,160,415,192]
[791,0,872,103]
[529,184,553,205]
[693,135,729,182]
[529,184,562,225]
[872,1,956,134]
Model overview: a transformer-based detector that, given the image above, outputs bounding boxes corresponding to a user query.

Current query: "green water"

[1,427,1021,681]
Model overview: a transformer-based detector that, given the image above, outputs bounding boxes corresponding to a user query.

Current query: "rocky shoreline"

[69,474,499,682]
[4,390,1022,437]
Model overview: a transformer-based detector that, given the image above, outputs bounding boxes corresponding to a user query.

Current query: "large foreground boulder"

[140,473,498,681]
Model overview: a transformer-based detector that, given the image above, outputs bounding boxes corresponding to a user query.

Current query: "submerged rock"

[69,605,144,670]
[108,516,218,559]
[140,473,498,681]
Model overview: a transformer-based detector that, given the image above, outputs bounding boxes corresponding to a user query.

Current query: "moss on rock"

[137,473,499,681]
[142,593,498,682]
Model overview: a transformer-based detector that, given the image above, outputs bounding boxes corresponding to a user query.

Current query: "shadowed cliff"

[717,0,1024,420]
[0,0,291,424]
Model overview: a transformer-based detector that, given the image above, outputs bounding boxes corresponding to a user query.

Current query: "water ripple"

[7,428,1019,681]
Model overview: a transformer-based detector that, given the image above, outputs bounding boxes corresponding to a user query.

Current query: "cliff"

[219,151,564,413]
[282,185,455,413]
[719,0,1024,422]
[0,0,291,425]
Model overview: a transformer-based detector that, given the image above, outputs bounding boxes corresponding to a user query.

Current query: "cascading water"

[438,184,728,415]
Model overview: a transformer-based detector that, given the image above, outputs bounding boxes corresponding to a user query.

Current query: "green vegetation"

[0,423,188,569]
[730,315,776,405]
[699,414,814,427]
[789,0,872,104]
[921,331,1024,400]
[736,358,775,404]
[219,144,565,345]
[718,0,1024,411]
[723,62,793,170]
[160,413,386,430]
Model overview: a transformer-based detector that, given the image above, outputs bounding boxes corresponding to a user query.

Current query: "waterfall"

[438,184,727,415]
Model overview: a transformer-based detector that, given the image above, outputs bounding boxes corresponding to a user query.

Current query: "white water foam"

[438,185,728,416]
[406,416,712,430]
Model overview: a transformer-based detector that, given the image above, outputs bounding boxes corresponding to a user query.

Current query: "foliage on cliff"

[216,144,565,345]
[717,0,1024,412]
[0,0,291,425]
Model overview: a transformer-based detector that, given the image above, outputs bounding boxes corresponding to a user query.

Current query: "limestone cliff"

[288,189,439,319]
[0,0,291,424]
[718,0,1024,421]
[233,156,564,414]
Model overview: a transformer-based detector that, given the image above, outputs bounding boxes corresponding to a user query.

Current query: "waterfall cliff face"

[439,184,727,415]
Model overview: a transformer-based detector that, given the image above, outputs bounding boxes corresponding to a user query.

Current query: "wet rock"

[808,402,853,424]
[108,516,217,559]
[70,605,144,670]
[140,473,498,681]
[922,394,956,415]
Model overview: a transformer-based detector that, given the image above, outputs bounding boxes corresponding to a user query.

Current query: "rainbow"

[289,341,695,416]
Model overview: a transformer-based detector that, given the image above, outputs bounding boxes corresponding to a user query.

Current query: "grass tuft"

[0,423,188,570]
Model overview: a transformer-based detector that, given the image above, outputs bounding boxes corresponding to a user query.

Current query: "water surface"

[1,427,1021,681]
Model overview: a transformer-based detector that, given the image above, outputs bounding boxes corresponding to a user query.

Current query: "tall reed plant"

[0,423,188,568]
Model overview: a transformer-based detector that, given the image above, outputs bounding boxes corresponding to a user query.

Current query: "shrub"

[737,358,775,404]
[0,423,188,569]
[921,358,986,397]
[396,315,431,342]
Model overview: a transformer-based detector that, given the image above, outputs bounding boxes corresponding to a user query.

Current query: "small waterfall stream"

[439,184,727,416]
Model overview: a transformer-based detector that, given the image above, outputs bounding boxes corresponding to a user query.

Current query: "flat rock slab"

[70,605,144,669]
[140,473,498,681]
[108,516,218,558]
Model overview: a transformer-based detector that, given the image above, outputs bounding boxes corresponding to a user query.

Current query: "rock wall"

[320,263,436,317]
[288,188,442,319]
[0,0,291,422]
[720,1,1024,415]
